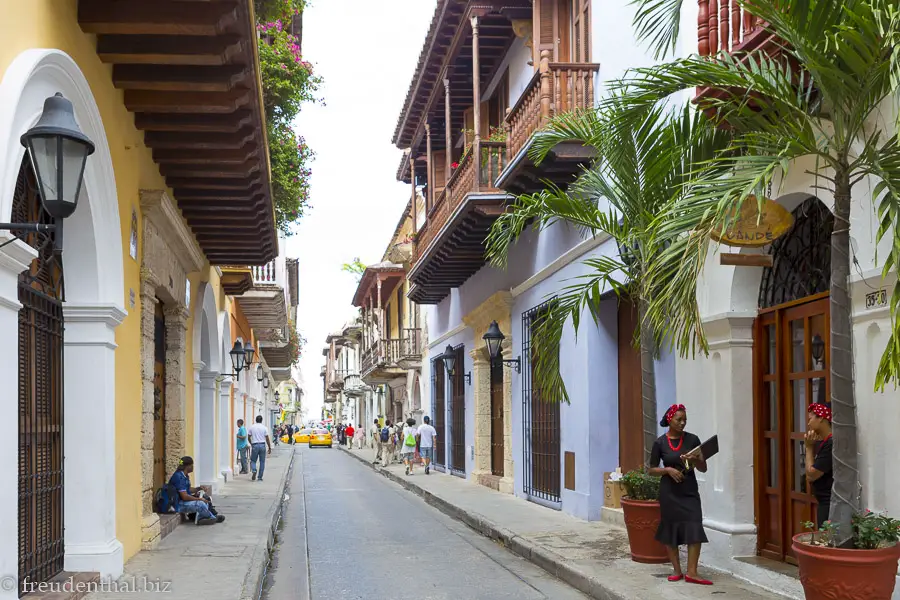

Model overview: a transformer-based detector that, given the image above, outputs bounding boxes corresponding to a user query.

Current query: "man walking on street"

[381,420,394,467]
[236,419,249,475]
[373,419,384,464]
[248,415,272,482]
[345,423,355,449]
[417,415,437,475]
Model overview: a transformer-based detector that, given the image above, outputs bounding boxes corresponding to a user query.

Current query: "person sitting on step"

[169,456,225,525]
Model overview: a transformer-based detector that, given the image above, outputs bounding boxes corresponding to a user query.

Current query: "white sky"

[287,0,436,421]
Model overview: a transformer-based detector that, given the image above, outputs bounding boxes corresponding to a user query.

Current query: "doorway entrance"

[490,360,505,477]
[153,304,167,491]
[432,357,446,470]
[15,158,65,591]
[753,196,833,563]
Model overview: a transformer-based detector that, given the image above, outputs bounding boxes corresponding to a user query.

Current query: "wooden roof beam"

[124,88,252,113]
[113,64,248,92]
[97,34,245,66]
[135,110,254,133]
[144,128,256,149]
[79,0,240,36]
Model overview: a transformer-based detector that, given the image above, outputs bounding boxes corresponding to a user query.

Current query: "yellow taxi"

[308,428,332,448]
[294,429,311,444]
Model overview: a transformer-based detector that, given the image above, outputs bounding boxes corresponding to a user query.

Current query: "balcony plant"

[620,467,668,564]
[255,0,322,236]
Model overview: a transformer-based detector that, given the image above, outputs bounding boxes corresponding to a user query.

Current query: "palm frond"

[631,0,683,59]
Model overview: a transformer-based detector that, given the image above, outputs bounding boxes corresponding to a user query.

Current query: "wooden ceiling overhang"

[393,0,532,181]
[496,138,597,196]
[350,264,407,308]
[407,193,510,304]
[220,266,254,295]
[78,0,277,265]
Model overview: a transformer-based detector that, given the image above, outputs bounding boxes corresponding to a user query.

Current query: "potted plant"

[793,511,900,600]
[620,467,668,564]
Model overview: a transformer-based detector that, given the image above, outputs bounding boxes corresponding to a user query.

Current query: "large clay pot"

[793,533,900,600]
[621,497,669,564]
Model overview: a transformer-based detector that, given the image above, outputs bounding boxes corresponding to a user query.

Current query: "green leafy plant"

[341,257,366,281]
[255,2,322,236]
[803,520,838,547]
[620,467,661,501]
[852,510,900,550]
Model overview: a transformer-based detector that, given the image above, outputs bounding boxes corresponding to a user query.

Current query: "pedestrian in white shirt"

[247,415,272,482]
[401,418,419,475]
[417,415,438,475]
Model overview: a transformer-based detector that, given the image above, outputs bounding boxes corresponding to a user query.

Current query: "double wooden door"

[490,360,505,477]
[754,294,829,563]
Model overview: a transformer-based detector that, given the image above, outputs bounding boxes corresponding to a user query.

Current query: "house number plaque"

[866,289,887,309]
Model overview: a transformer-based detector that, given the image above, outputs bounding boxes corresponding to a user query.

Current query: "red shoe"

[685,576,713,585]
[667,575,684,582]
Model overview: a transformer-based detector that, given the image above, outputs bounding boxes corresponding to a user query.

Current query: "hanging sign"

[710,195,794,247]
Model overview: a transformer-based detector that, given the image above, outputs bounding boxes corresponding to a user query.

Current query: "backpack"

[404,429,417,447]
[155,483,179,514]
[380,426,390,443]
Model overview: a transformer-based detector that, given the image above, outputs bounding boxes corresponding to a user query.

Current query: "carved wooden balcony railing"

[413,141,509,262]
[698,0,767,57]
[506,53,601,160]
[400,328,422,359]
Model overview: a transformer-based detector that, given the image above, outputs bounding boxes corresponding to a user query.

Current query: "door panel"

[754,296,829,562]
[490,360,504,476]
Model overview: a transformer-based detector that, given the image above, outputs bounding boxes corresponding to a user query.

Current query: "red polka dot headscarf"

[808,403,832,422]
[662,404,686,426]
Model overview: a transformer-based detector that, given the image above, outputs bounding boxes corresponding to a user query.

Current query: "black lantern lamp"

[227,338,258,381]
[274,390,280,402]
[441,343,471,385]
[256,364,264,382]
[263,376,270,389]
[811,334,825,363]
[483,321,521,373]
[1,93,95,248]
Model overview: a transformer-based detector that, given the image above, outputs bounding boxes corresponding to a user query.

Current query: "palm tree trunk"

[638,298,658,466]
[830,164,861,544]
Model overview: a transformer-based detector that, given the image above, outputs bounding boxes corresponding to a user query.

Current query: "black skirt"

[651,433,709,547]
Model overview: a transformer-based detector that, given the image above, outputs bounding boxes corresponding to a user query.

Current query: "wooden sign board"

[710,195,794,247]
[720,253,774,267]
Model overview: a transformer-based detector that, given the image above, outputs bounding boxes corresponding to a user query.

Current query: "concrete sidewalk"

[84,446,295,600]
[340,445,788,600]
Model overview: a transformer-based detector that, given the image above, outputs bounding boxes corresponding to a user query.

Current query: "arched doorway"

[754,197,833,563]
[0,49,126,584]
[193,283,220,488]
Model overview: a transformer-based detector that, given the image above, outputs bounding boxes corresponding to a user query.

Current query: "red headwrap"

[808,403,832,422]
[664,404,686,425]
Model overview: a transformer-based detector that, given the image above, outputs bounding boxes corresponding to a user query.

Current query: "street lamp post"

[1,93,96,249]
[227,338,257,381]
[482,321,521,373]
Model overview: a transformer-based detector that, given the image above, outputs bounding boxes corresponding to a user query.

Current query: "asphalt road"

[261,445,588,600]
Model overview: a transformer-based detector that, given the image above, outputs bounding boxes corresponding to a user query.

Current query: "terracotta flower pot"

[792,533,900,600]
[621,497,669,564]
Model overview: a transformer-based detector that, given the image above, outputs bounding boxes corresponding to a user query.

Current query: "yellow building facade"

[0,1,280,595]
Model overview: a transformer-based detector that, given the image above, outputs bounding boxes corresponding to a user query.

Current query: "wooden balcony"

[360,339,407,385]
[343,372,368,398]
[397,328,423,370]
[695,1,787,112]
[497,53,600,196]
[408,142,510,304]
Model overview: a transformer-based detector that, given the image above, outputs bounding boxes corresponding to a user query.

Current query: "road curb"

[339,447,625,600]
[240,447,296,600]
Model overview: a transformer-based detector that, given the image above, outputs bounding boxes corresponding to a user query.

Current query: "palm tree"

[618,0,900,540]
[485,102,731,464]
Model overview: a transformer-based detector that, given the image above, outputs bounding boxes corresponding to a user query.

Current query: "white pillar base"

[64,539,124,578]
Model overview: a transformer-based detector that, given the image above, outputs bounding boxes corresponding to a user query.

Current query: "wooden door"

[450,345,467,476]
[153,304,167,490]
[432,358,446,469]
[617,298,643,472]
[490,360,505,476]
[755,294,829,563]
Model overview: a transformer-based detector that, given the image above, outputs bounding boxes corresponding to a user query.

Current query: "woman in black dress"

[805,403,833,527]
[649,404,712,585]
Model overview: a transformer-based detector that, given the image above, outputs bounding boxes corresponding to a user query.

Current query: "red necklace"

[667,435,683,452]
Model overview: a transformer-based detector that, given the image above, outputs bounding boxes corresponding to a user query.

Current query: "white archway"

[218,310,234,482]
[193,283,220,487]
[0,48,125,588]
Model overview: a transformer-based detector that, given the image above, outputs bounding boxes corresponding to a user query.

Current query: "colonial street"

[263,446,588,600]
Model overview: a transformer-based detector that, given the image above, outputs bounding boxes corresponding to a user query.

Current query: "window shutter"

[534,0,557,57]
[573,0,591,62]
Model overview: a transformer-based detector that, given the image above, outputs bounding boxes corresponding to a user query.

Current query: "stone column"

[470,347,492,485]
[499,339,515,494]
[0,237,36,597]
[192,362,204,462]
[138,269,161,544]
[471,14,482,190]
[163,305,189,480]
[198,371,218,487]
[218,378,234,483]
[64,303,126,576]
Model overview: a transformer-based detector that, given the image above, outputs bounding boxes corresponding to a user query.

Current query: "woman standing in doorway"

[649,404,712,585]
[805,403,833,527]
